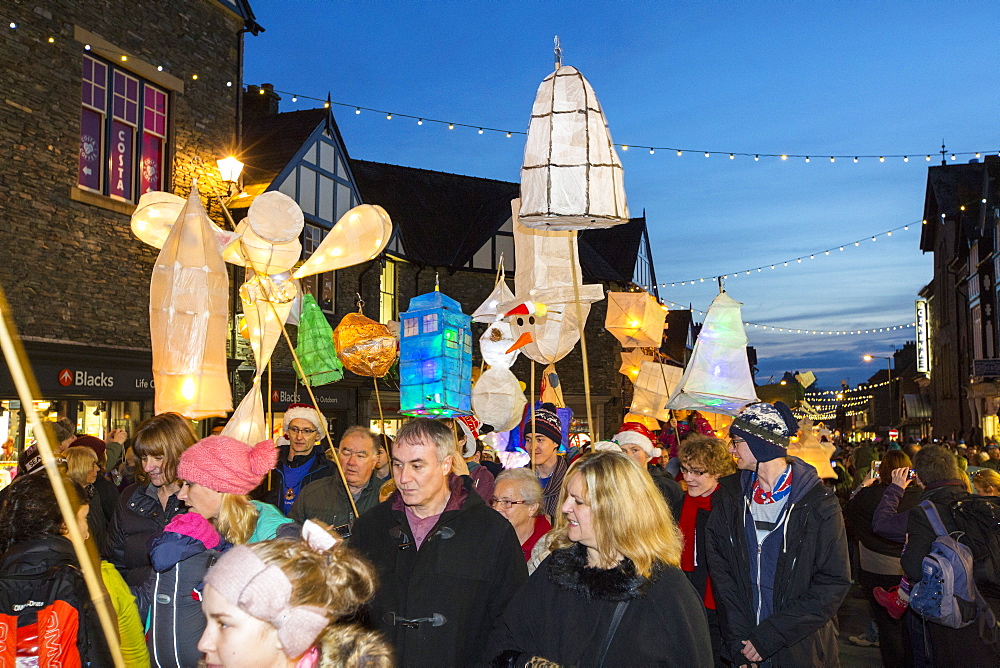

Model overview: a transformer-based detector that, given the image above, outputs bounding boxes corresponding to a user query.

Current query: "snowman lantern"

[399,289,473,417]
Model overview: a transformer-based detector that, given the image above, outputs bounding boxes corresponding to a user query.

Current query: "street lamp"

[863,354,894,434]
[216,156,244,198]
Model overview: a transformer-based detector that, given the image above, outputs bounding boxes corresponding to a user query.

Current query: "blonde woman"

[972,468,1000,496]
[488,450,713,666]
[144,435,296,667]
[199,529,391,667]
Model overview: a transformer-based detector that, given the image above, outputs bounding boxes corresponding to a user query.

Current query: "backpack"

[950,495,1000,600]
[0,563,112,666]
[909,501,997,636]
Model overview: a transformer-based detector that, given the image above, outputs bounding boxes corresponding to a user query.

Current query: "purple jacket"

[872,483,910,542]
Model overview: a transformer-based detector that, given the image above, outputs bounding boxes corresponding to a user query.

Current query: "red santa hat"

[455,415,481,459]
[612,422,661,458]
[282,403,324,434]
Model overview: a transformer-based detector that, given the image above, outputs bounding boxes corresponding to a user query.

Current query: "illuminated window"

[379,259,396,323]
[79,54,168,201]
[422,314,438,333]
[403,318,418,337]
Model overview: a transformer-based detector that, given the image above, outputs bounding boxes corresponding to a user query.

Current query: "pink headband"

[204,546,329,658]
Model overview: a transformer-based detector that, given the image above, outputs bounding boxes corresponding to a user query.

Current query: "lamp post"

[216,156,244,198]
[863,354,894,434]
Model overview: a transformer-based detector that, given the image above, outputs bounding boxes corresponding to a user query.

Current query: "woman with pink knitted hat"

[198,523,391,667]
[143,435,297,667]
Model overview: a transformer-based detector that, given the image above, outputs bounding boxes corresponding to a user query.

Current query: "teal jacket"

[250,500,296,542]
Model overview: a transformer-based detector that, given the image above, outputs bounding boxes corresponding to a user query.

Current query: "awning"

[966,381,1000,399]
[902,394,932,419]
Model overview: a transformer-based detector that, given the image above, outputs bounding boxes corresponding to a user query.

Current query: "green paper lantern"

[295,294,344,386]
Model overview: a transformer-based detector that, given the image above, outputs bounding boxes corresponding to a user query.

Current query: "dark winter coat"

[289,471,382,531]
[901,480,1000,615]
[900,480,1000,665]
[846,482,921,557]
[143,502,297,668]
[649,463,684,512]
[349,475,527,667]
[0,536,113,666]
[871,481,916,542]
[108,482,186,587]
[250,444,335,512]
[705,458,851,667]
[488,543,714,667]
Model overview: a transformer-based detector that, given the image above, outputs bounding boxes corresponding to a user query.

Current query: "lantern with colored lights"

[399,290,473,417]
[519,66,629,230]
[630,361,683,421]
[605,292,666,348]
[149,186,232,419]
[334,312,397,377]
[295,293,344,387]
[665,292,759,415]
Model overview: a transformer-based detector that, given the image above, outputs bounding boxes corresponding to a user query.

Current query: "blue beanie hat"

[729,401,798,463]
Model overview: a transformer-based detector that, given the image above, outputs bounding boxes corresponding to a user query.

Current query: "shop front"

[0,341,157,457]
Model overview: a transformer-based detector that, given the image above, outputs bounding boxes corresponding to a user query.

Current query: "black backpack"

[950,495,1000,600]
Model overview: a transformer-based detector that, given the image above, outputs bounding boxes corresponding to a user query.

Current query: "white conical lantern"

[519,66,628,230]
[149,187,232,419]
[665,292,759,416]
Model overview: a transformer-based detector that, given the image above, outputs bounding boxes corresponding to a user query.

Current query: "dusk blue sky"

[244,0,998,391]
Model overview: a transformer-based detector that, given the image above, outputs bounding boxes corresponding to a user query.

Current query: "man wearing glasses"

[290,426,383,533]
[251,403,334,514]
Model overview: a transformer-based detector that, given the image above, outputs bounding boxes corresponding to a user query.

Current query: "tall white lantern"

[665,292,759,416]
[520,66,628,230]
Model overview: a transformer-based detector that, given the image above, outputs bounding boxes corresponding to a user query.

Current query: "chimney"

[244,83,281,124]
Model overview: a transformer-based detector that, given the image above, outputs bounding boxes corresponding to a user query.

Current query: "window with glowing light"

[379,259,397,324]
[300,224,336,312]
[79,54,168,201]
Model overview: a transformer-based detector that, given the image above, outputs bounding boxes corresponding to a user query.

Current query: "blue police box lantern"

[399,289,473,416]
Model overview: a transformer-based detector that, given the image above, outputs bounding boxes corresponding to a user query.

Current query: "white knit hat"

[282,404,323,434]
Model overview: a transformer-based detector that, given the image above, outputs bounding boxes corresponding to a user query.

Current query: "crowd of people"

[0,402,997,667]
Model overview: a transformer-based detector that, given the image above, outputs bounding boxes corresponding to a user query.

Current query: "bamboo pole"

[0,291,125,667]
[530,361,536,472]
[567,235,595,445]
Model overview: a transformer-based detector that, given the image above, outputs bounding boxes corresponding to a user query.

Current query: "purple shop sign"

[78,109,103,191]
[109,121,134,200]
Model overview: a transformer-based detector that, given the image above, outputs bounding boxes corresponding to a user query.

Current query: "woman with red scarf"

[671,434,736,666]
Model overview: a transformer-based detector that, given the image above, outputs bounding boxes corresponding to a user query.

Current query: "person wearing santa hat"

[613,422,684,510]
[251,404,335,515]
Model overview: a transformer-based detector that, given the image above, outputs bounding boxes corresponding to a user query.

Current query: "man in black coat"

[901,445,1000,666]
[706,402,850,667]
[350,418,527,667]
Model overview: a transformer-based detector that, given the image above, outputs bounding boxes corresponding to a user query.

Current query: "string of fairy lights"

[660,300,914,337]
[647,220,918,288]
[806,378,893,397]
[10,18,996,163]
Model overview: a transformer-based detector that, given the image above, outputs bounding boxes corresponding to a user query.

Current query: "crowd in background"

[0,404,996,667]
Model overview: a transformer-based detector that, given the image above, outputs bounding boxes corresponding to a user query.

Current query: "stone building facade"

[0,0,260,447]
